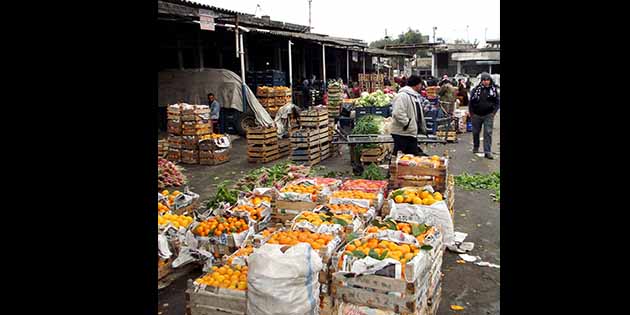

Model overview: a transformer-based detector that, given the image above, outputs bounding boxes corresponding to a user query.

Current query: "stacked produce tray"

[247,126,281,163]
[289,109,332,165]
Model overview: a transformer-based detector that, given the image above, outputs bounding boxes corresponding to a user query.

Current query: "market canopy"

[365,48,412,57]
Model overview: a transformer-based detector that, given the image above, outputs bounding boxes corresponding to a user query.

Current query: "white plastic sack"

[247,243,323,315]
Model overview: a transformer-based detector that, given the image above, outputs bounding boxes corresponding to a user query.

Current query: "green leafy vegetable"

[421,245,433,251]
[332,217,349,226]
[352,250,367,258]
[346,232,359,243]
[411,223,427,236]
[454,172,500,202]
[361,163,386,180]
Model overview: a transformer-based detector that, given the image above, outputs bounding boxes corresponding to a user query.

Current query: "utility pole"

[308,0,312,32]
[485,27,488,42]
[466,25,469,43]
[432,26,437,43]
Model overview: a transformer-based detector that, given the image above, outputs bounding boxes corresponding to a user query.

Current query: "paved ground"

[158,112,500,315]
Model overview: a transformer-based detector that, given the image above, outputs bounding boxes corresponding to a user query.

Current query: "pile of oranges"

[295,211,353,226]
[158,202,169,215]
[339,237,421,276]
[260,227,277,239]
[194,216,249,237]
[266,230,333,250]
[227,245,254,265]
[281,184,322,201]
[341,179,388,193]
[399,154,442,168]
[161,190,182,206]
[232,205,266,221]
[365,222,435,245]
[158,213,193,228]
[326,204,369,215]
[194,264,248,291]
[251,196,272,207]
[332,190,378,205]
[392,188,443,206]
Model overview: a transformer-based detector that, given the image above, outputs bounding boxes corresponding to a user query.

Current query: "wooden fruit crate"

[331,271,430,315]
[185,280,247,315]
[168,149,181,163]
[159,262,201,290]
[436,130,457,142]
[389,154,448,192]
[246,126,277,139]
[360,146,388,164]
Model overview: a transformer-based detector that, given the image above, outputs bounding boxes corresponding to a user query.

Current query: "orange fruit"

[394,195,404,203]
[412,197,423,205]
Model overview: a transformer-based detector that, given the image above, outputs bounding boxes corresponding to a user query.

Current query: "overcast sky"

[197,0,500,44]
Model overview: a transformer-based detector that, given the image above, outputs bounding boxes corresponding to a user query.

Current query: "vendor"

[390,75,429,156]
[207,93,220,133]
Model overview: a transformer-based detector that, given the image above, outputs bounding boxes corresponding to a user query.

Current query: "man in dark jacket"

[469,73,500,159]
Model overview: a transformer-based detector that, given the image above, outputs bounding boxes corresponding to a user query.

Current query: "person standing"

[469,73,500,159]
[438,74,452,86]
[457,79,469,108]
[390,75,429,156]
[438,80,458,114]
[207,93,221,133]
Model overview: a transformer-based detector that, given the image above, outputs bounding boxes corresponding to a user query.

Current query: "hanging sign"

[199,9,215,31]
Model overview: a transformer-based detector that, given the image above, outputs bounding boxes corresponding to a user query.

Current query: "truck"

[158,68,274,136]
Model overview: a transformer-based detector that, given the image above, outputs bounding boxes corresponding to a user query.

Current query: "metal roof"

[159,0,252,16]
[365,48,412,57]
[246,28,368,48]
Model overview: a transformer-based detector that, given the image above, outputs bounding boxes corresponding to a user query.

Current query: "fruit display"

[340,179,388,193]
[280,182,324,202]
[324,204,369,215]
[194,216,249,237]
[231,204,267,221]
[249,195,272,207]
[294,211,353,227]
[310,177,342,189]
[160,189,182,207]
[158,213,194,229]
[338,237,422,277]
[226,245,254,265]
[158,158,187,189]
[365,219,437,245]
[391,187,443,206]
[194,264,248,291]
[398,154,444,168]
[158,201,170,215]
[265,230,334,250]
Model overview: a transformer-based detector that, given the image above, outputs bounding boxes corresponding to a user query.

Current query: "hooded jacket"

[469,73,500,116]
[390,86,428,137]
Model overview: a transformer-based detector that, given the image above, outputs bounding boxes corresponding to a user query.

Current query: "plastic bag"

[247,243,323,315]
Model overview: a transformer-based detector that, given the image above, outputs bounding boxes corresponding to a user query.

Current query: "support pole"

[288,40,294,104]
[322,43,326,84]
[362,50,366,74]
[346,49,350,83]
[457,61,462,74]
[240,33,247,112]
[431,50,436,77]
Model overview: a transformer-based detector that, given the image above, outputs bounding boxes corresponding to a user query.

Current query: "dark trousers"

[392,134,425,156]
[472,113,495,153]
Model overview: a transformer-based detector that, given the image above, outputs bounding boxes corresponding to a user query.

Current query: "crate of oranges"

[224,245,254,266]
[318,203,376,224]
[227,204,271,233]
[291,209,364,236]
[264,229,343,263]
[158,213,194,231]
[186,264,248,315]
[390,152,448,191]
[340,179,388,194]
[365,219,443,259]
[385,186,454,247]
[192,216,252,256]
[330,189,384,211]
[331,232,437,314]
[275,179,329,221]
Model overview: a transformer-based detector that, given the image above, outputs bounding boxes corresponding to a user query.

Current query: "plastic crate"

[372,106,391,117]
[355,107,372,121]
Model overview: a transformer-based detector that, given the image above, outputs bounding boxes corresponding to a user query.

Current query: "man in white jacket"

[390,75,429,156]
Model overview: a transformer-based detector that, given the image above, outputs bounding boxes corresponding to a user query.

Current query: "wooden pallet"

[247,143,279,153]
[331,271,430,315]
[185,280,247,315]
[300,119,329,128]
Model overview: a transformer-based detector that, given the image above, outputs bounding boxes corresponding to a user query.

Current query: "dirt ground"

[158,113,500,315]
